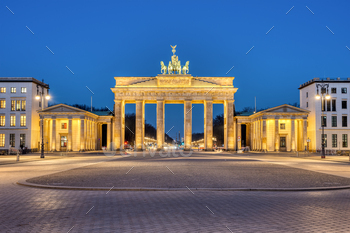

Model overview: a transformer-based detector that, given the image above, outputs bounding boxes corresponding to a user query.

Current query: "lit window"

[21,87,27,93]
[0,134,4,147]
[280,123,285,130]
[341,88,347,94]
[9,134,15,147]
[331,88,337,94]
[16,100,21,111]
[342,134,348,147]
[332,134,337,148]
[20,134,26,147]
[10,115,15,127]
[11,87,16,93]
[0,87,5,93]
[21,100,26,111]
[0,116,5,127]
[61,123,67,129]
[0,100,5,109]
[11,100,15,111]
[20,115,26,127]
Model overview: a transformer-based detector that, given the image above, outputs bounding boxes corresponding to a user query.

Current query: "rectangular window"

[0,115,5,127]
[11,100,15,111]
[326,99,331,111]
[342,100,347,109]
[9,134,15,147]
[0,134,4,147]
[10,87,16,93]
[342,88,347,94]
[322,134,327,147]
[306,102,308,108]
[280,123,285,130]
[21,100,26,111]
[20,115,26,127]
[21,87,27,93]
[331,88,337,94]
[342,116,347,127]
[332,116,337,127]
[342,134,348,147]
[332,99,336,111]
[61,123,67,129]
[306,92,308,98]
[16,100,21,111]
[0,87,5,93]
[332,134,337,148]
[0,100,5,109]
[321,116,327,127]
[10,115,15,127]
[20,134,26,147]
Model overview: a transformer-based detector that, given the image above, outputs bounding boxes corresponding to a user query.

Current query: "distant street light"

[315,82,330,159]
[36,84,50,158]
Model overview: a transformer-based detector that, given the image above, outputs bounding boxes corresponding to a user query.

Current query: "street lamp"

[36,84,50,158]
[315,82,330,159]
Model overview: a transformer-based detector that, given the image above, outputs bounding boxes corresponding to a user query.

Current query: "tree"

[213,114,224,146]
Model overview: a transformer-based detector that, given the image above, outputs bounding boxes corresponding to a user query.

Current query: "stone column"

[303,118,307,151]
[275,118,279,151]
[157,100,165,150]
[80,117,85,151]
[51,117,56,151]
[291,118,295,151]
[184,100,192,151]
[107,122,111,149]
[224,100,235,150]
[204,100,213,151]
[262,119,267,151]
[68,117,72,151]
[114,100,125,150]
[246,123,251,148]
[237,123,242,150]
[135,100,144,151]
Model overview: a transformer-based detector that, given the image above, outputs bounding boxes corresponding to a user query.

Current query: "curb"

[16,180,350,192]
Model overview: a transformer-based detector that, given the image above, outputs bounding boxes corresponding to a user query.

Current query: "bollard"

[16,151,20,161]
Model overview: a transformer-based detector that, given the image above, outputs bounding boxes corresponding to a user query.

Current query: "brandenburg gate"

[111,46,238,151]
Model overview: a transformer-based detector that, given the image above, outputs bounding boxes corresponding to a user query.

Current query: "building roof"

[0,77,49,88]
[91,111,114,116]
[299,77,350,89]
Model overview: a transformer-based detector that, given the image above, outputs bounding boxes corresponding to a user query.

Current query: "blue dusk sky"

[1,0,350,137]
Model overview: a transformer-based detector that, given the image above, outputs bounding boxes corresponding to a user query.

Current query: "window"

[11,100,15,111]
[342,116,347,127]
[306,102,308,108]
[20,115,26,127]
[280,123,285,130]
[341,88,347,94]
[21,87,26,93]
[39,102,41,108]
[16,100,21,111]
[10,87,16,93]
[306,92,308,98]
[342,100,347,109]
[20,134,26,147]
[61,123,67,129]
[321,116,327,127]
[10,115,15,127]
[322,134,327,147]
[332,99,336,111]
[21,100,26,111]
[9,134,15,147]
[0,115,4,127]
[332,116,337,127]
[326,99,331,111]
[342,134,348,147]
[332,134,337,148]
[0,134,4,147]
[0,100,5,109]
[0,87,5,93]
[331,88,337,94]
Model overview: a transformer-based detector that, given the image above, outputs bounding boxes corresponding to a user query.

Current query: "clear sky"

[2,0,350,137]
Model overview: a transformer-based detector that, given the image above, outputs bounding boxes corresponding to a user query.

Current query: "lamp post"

[315,83,330,159]
[35,84,50,158]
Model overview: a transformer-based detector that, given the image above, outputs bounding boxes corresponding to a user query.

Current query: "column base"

[204,149,214,151]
